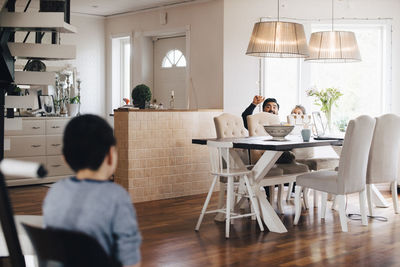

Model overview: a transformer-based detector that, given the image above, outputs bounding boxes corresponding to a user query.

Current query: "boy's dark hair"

[63,114,116,172]
[262,98,280,110]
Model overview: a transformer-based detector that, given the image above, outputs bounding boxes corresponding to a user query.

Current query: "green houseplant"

[67,95,80,117]
[306,87,343,133]
[132,84,152,109]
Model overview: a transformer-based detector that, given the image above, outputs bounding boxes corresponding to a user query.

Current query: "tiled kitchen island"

[114,109,222,203]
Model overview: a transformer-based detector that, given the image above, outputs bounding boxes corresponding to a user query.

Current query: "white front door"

[153,36,187,109]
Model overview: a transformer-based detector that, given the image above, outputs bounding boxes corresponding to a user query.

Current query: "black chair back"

[22,223,121,267]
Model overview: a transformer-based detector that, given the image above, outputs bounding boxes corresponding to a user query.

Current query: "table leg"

[255,185,288,233]
[251,150,288,233]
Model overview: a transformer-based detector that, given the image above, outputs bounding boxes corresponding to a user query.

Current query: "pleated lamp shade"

[246,21,309,58]
[305,31,361,62]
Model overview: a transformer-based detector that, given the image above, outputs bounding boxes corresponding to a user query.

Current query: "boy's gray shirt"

[43,177,141,266]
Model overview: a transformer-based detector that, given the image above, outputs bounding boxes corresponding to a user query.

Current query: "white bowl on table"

[263,125,295,141]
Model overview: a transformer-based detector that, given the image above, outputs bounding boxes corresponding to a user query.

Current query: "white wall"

[59,14,106,116]
[224,0,400,117]
[105,0,223,115]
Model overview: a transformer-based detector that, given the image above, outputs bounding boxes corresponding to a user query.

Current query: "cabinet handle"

[51,164,61,168]
[51,144,61,147]
[31,145,41,148]
[51,126,60,129]
[32,126,41,129]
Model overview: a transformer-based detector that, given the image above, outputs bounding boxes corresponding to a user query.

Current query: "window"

[162,49,186,68]
[262,19,391,125]
[308,23,390,122]
[111,36,131,110]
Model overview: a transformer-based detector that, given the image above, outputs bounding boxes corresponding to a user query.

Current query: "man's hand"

[252,95,265,106]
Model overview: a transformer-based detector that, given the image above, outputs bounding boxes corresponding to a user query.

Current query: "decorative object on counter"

[169,90,175,109]
[131,84,151,109]
[38,95,55,115]
[23,59,46,72]
[67,96,80,117]
[306,87,343,133]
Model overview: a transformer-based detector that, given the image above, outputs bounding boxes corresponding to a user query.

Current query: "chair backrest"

[247,112,280,137]
[337,115,376,194]
[287,114,315,159]
[22,223,121,267]
[213,113,247,139]
[366,114,400,184]
[207,140,234,174]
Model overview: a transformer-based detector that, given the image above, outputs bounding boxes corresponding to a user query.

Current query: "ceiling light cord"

[332,0,334,31]
[277,0,280,22]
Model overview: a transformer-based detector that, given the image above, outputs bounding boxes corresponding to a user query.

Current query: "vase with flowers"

[306,87,343,133]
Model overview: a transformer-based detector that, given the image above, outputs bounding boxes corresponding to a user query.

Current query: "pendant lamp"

[305,0,361,62]
[246,0,309,58]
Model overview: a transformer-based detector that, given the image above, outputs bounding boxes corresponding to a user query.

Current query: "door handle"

[51,144,61,147]
[31,145,41,148]
[51,164,61,168]
[32,126,41,129]
[51,126,60,129]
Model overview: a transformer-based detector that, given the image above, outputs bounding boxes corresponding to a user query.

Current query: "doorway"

[153,36,187,109]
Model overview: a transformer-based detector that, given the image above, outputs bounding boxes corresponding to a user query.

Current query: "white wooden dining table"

[192,135,389,233]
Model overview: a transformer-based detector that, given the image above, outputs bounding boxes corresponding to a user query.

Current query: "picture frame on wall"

[38,95,55,115]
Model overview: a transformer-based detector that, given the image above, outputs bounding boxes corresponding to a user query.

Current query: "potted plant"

[67,95,80,117]
[306,87,343,133]
[132,84,152,109]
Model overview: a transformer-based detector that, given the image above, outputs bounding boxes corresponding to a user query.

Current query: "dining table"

[192,135,389,233]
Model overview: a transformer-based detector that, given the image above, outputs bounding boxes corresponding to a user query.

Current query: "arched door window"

[161,49,186,68]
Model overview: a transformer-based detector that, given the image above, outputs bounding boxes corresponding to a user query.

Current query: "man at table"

[241,96,294,163]
[241,96,279,129]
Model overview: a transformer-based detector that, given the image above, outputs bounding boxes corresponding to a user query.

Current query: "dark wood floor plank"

[6,185,400,266]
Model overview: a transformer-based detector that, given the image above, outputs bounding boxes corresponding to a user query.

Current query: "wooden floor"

[7,185,400,267]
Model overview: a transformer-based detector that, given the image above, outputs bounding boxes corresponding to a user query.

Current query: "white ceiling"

[2,0,203,17]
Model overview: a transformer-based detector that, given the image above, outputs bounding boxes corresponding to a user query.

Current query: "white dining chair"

[195,140,264,238]
[366,114,400,215]
[213,113,283,219]
[247,112,309,212]
[294,115,376,232]
[287,114,339,204]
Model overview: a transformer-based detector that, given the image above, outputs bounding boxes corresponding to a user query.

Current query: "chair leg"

[331,195,337,210]
[214,182,226,222]
[337,195,348,232]
[277,184,284,214]
[195,175,218,231]
[269,186,275,204]
[391,181,399,214]
[313,189,318,208]
[294,185,303,225]
[366,184,374,217]
[320,192,327,220]
[225,177,233,238]
[303,188,310,210]
[244,175,264,232]
[217,182,225,209]
[359,188,368,226]
[287,182,294,201]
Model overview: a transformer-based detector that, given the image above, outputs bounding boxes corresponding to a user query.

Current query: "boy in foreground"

[43,114,141,267]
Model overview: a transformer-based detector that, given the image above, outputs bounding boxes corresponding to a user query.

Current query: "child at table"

[43,115,142,267]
